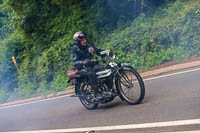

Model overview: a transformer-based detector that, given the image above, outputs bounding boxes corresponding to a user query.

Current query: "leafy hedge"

[103,0,200,69]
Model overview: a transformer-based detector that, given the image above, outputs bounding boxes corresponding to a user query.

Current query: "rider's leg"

[87,70,98,93]
[75,82,81,95]
[75,69,88,96]
[79,68,103,99]
[87,69,104,100]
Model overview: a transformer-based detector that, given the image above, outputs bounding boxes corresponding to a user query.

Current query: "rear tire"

[116,68,145,105]
[79,83,98,110]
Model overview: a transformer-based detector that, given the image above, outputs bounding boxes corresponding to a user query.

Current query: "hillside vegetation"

[103,1,200,69]
[0,0,199,103]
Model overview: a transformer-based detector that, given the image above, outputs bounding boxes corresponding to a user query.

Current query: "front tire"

[116,68,145,105]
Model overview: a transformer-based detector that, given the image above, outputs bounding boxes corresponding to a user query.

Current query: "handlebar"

[82,50,116,67]
[100,50,116,60]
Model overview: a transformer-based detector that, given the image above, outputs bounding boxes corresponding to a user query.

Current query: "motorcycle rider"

[71,31,104,100]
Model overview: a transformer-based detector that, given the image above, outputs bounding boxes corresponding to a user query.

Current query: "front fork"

[115,67,134,88]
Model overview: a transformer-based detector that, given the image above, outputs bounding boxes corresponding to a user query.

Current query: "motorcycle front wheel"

[116,68,145,105]
[79,83,98,110]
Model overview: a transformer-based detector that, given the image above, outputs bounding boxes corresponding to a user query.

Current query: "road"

[0,67,200,133]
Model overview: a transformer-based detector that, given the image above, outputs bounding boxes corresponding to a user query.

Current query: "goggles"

[78,33,85,40]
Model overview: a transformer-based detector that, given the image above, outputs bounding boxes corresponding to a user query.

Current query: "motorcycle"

[68,50,145,110]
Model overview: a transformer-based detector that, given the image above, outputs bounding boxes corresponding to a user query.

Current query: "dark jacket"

[72,43,102,70]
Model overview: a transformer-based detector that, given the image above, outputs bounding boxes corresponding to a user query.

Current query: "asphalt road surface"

[0,67,200,133]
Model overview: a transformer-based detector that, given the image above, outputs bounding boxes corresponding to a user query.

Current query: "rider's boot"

[71,84,81,97]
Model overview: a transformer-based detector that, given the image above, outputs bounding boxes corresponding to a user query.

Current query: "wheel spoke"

[121,75,134,88]
[122,73,132,84]
[124,87,131,94]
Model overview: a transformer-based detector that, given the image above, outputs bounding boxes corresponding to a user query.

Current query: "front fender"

[119,66,132,71]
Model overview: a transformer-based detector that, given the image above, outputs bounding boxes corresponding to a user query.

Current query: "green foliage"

[50,73,69,93]
[0,1,14,40]
[103,0,200,69]
[0,32,23,92]
[0,88,9,104]
[37,80,49,97]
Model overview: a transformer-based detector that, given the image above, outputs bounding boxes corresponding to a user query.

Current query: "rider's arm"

[72,46,83,70]
[89,43,103,56]
[72,46,91,69]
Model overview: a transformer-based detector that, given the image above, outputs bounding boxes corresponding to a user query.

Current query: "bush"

[50,73,69,94]
[103,0,200,70]
[0,32,22,92]
[0,89,9,104]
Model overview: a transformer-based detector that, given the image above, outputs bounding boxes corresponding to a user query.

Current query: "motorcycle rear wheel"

[116,68,145,105]
[79,83,98,110]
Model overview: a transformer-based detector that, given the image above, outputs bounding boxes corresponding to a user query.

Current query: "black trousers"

[75,64,104,94]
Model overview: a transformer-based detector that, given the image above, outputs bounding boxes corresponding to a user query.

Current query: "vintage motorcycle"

[68,50,145,110]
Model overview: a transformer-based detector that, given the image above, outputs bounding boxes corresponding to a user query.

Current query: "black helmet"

[73,31,86,44]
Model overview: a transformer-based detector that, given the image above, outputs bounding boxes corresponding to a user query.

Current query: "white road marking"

[1,119,200,133]
[143,67,200,81]
[162,130,200,133]
[0,94,73,109]
[1,67,200,109]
